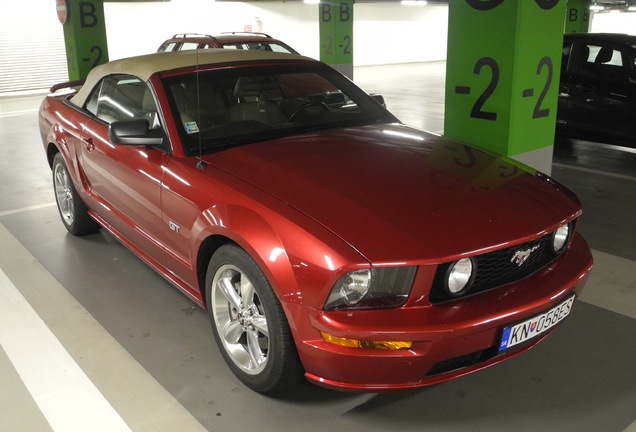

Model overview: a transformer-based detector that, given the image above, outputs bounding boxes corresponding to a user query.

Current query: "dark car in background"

[558,33,636,147]
[158,32,298,54]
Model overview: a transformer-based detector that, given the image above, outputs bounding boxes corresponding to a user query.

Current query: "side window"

[85,83,101,116]
[582,44,627,83]
[87,75,159,125]
[269,43,293,54]
[587,45,622,66]
[164,42,177,52]
[246,43,269,52]
[161,42,178,52]
[180,42,199,51]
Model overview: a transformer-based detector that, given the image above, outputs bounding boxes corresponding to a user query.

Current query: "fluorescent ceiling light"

[402,1,428,5]
[304,0,320,3]
[589,4,604,10]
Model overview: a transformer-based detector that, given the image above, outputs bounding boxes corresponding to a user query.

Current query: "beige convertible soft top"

[70,49,311,107]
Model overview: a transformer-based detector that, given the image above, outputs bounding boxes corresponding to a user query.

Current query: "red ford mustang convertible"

[39,50,593,393]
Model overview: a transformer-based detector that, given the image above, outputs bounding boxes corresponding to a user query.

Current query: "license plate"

[498,295,575,352]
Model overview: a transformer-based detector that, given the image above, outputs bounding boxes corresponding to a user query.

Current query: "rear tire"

[52,153,100,236]
[205,244,303,394]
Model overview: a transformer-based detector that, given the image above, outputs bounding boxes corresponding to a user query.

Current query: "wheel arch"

[192,205,301,312]
[46,142,60,168]
[192,202,350,312]
[196,234,233,309]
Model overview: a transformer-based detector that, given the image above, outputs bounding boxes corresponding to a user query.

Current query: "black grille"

[429,227,571,304]
[426,348,498,376]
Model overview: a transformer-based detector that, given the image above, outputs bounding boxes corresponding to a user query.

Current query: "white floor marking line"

[0,203,57,217]
[0,108,39,118]
[581,250,636,321]
[553,162,636,182]
[0,268,132,432]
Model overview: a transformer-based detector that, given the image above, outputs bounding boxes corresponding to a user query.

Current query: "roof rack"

[171,33,215,39]
[219,32,273,38]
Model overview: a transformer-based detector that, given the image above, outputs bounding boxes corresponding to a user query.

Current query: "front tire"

[205,244,302,393]
[52,153,100,236]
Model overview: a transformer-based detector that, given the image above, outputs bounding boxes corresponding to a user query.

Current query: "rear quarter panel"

[39,95,89,192]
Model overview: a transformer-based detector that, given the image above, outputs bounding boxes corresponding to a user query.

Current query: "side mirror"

[109,119,164,146]
[370,93,386,109]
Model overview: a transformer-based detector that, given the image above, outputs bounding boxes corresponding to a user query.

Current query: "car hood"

[204,124,581,264]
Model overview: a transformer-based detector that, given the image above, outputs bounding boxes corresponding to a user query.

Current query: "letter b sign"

[321,3,351,22]
[80,1,98,28]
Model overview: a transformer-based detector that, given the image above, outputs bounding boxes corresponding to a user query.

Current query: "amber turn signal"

[320,331,412,350]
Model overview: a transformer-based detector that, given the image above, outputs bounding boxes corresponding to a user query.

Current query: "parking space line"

[553,162,636,182]
[0,203,56,218]
[0,108,39,118]
[0,267,133,431]
[0,222,208,431]
[580,250,636,321]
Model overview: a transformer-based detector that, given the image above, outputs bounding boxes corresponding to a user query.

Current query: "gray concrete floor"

[0,62,635,431]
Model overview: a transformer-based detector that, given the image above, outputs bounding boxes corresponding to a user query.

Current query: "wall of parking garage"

[592,11,636,33]
[0,1,67,94]
[2,0,636,95]
[0,0,447,94]
[102,1,449,64]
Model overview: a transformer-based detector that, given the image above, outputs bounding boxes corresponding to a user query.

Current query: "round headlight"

[446,258,474,296]
[552,224,570,252]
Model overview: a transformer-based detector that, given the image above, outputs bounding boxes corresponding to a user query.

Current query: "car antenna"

[195,47,207,170]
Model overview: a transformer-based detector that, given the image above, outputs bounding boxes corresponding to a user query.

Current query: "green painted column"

[57,0,109,81]
[564,0,591,33]
[319,0,354,79]
[444,0,566,174]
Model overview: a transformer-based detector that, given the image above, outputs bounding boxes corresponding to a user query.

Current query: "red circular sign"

[56,0,68,25]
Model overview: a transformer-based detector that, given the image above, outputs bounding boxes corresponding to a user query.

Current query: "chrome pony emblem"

[511,245,540,267]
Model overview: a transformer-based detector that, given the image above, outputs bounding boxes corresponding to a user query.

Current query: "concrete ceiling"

[218,0,636,8]
[212,0,636,13]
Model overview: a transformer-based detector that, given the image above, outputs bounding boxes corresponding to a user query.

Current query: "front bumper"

[287,233,593,391]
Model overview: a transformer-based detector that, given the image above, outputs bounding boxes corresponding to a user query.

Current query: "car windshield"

[162,63,397,155]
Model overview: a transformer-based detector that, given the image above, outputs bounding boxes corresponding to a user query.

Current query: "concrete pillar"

[444,0,567,175]
[57,0,109,81]
[564,0,591,33]
[319,0,354,79]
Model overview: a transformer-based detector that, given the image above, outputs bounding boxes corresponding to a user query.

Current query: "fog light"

[446,258,474,296]
[552,223,570,252]
[320,332,412,350]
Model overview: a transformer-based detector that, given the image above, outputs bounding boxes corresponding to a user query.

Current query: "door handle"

[83,137,95,151]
